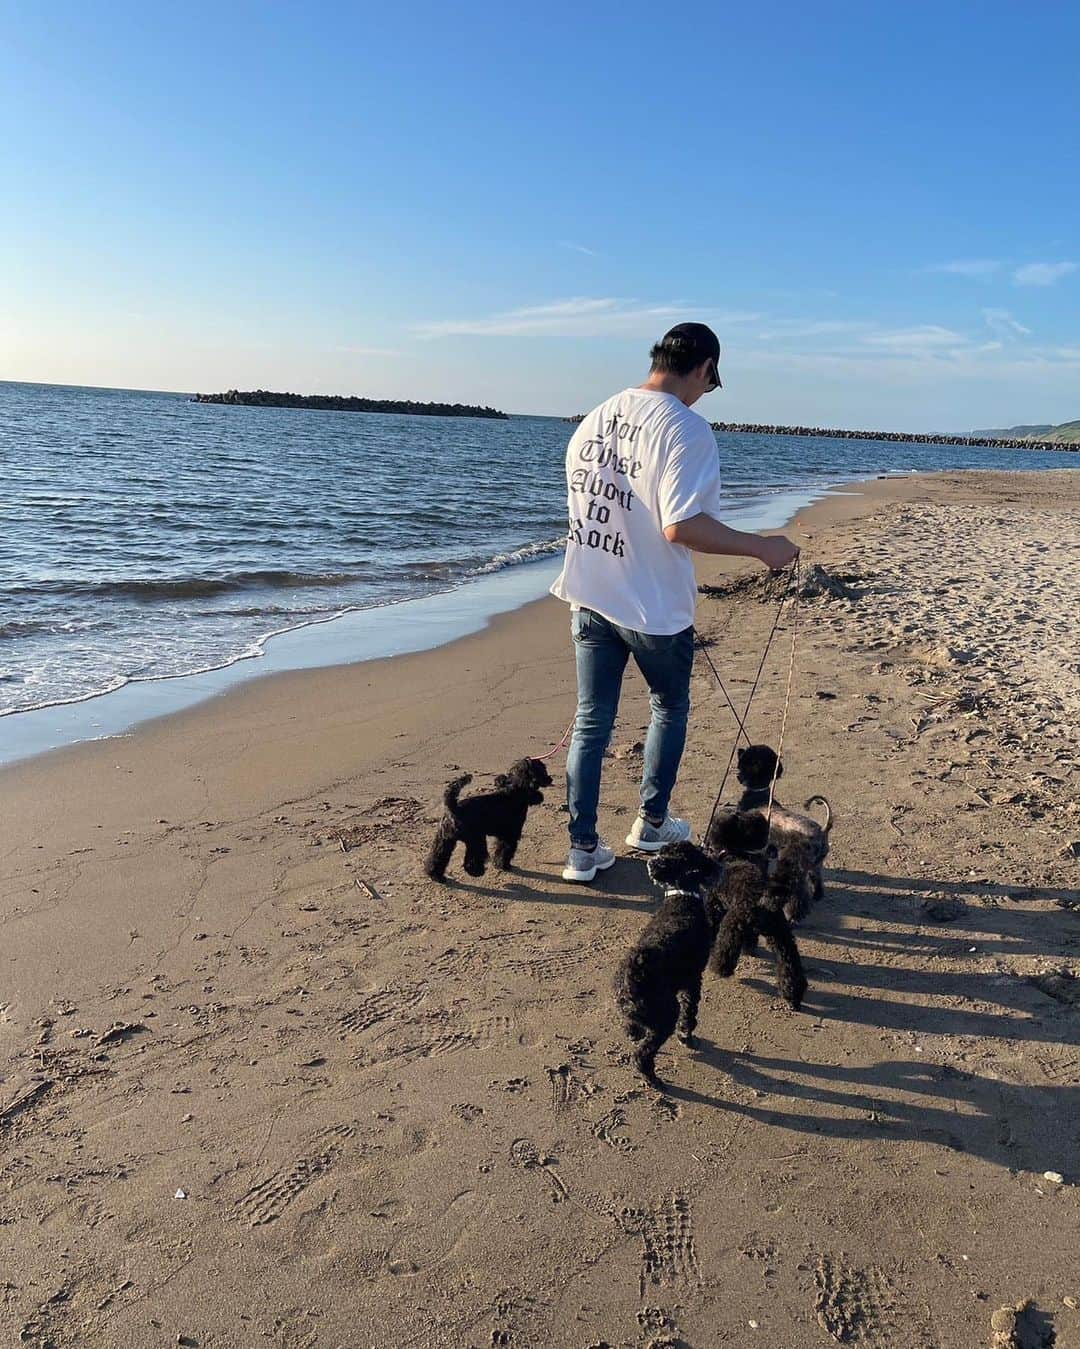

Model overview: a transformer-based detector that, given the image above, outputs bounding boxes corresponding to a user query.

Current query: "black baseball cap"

[654,322,722,385]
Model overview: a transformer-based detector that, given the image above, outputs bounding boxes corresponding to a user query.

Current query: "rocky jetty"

[192,390,508,419]
[708,421,1076,453]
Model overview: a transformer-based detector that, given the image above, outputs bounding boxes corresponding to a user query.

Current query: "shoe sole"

[562,853,617,884]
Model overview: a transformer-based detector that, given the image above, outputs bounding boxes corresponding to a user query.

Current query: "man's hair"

[648,322,721,377]
[649,334,704,376]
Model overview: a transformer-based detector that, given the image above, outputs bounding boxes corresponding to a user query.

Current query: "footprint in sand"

[386,1188,488,1275]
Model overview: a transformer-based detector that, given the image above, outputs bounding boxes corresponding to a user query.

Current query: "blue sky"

[3,0,1078,429]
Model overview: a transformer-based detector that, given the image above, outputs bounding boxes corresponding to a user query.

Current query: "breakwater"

[708,422,1075,452]
[193,389,508,419]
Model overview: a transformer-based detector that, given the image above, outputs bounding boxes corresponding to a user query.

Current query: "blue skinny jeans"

[565,607,694,848]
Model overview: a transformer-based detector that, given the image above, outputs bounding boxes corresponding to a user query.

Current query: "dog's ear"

[708,810,741,852]
[738,812,771,852]
[692,850,723,886]
[737,746,747,763]
[646,851,683,886]
[507,758,536,786]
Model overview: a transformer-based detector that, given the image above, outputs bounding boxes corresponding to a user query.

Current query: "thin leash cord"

[695,638,753,747]
[765,554,801,832]
[704,559,800,840]
[535,715,577,761]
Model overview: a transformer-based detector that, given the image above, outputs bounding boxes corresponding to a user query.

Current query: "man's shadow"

[440,860,655,912]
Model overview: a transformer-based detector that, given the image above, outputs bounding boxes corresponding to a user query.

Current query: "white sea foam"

[467,536,567,576]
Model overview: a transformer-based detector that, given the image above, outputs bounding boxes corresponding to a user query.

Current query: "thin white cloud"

[924,259,1002,278]
[861,325,967,350]
[756,319,868,341]
[982,308,1032,338]
[412,298,761,339]
[1013,261,1077,286]
[560,241,599,257]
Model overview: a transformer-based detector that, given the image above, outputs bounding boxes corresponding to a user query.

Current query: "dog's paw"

[676,1031,696,1048]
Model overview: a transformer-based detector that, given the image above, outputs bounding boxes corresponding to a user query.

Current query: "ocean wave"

[0,616,115,640]
[4,569,370,602]
[466,536,566,576]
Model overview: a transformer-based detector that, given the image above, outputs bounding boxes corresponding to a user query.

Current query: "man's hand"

[755,534,800,572]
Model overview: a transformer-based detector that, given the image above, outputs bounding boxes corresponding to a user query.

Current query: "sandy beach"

[2,468,1078,1348]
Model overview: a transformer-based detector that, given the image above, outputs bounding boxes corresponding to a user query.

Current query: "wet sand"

[2,469,1078,1348]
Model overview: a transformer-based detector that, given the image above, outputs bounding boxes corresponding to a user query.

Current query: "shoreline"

[0,477,881,772]
[2,466,1077,1346]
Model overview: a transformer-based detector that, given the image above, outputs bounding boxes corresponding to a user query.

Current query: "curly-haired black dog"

[703,807,771,947]
[734,743,833,923]
[705,807,808,1010]
[613,841,725,1082]
[424,757,553,881]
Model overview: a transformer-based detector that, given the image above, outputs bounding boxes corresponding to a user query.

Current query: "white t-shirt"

[550,388,722,634]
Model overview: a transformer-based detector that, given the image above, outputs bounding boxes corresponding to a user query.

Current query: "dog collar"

[662,887,699,900]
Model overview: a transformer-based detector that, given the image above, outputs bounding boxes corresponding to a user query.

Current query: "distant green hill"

[973,419,1080,444]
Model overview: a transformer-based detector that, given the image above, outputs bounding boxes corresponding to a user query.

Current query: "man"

[550,322,799,883]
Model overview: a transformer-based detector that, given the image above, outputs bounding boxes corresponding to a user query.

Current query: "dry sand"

[1,469,1078,1349]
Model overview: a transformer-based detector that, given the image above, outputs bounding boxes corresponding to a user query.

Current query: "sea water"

[0,379,1070,763]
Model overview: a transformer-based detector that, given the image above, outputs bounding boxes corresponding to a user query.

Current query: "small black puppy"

[424,757,553,881]
[613,841,724,1082]
[706,808,808,1010]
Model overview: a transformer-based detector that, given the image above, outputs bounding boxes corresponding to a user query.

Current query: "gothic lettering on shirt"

[569,467,634,511]
[566,411,641,562]
[568,516,625,557]
[577,438,642,477]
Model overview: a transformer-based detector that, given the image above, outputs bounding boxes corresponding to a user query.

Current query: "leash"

[704,556,801,839]
[535,715,576,761]
[765,556,801,832]
[695,638,753,747]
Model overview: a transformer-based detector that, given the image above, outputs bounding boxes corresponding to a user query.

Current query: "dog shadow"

[665,1041,1079,1177]
[651,860,1079,1171]
[826,867,1079,960]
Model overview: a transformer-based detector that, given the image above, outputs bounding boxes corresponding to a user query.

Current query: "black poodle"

[734,743,833,922]
[613,840,724,1082]
[705,807,808,1010]
[424,757,553,881]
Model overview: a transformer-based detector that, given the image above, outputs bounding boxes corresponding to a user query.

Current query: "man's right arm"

[663,513,799,571]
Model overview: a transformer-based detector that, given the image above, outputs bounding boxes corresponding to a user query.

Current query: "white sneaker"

[562,840,617,883]
[625,814,692,852]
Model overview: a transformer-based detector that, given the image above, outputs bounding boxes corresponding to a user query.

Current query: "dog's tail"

[804,794,833,834]
[443,774,472,815]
